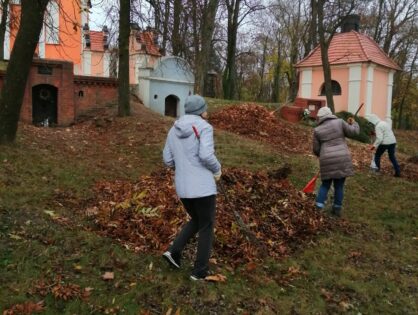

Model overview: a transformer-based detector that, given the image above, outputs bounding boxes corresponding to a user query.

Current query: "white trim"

[301,68,312,98]
[45,1,59,44]
[138,76,195,85]
[365,64,375,115]
[82,50,92,75]
[103,51,110,77]
[39,25,46,58]
[386,71,394,127]
[4,9,10,60]
[348,64,362,114]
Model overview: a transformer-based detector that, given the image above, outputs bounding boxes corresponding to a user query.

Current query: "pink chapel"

[286,15,401,125]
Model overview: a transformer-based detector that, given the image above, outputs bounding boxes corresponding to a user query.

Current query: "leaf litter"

[210,104,418,180]
[81,167,335,266]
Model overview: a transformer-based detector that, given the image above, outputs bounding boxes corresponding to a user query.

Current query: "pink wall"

[310,67,350,113]
[372,68,388,119]
[91,52,104,77]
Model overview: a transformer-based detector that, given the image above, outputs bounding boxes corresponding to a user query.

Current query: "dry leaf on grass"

[205,274,227,282]
[2,301,45,315]
[102,271,114,281]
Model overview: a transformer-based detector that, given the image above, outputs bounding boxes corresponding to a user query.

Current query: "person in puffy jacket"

[365,114,400,177]
[162,94,221,280]
[313,107,360,217]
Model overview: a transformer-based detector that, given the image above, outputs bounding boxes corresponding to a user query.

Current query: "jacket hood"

[318,114,338,125]
[173,115,200,138]
[365,114,381,126]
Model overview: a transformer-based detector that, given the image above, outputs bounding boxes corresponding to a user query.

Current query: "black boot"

[331,207,341,217]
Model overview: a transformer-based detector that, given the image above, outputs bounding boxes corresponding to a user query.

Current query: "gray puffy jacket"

[313,115,360,180]
[163,114,221,198]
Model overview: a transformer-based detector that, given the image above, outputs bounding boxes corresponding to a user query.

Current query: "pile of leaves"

[209,104,418,180]
[83,168,332,265]
[210,104,312,153]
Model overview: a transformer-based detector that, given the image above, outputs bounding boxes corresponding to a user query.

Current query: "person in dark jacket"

[162,94,221,280]
[313,107,360,216]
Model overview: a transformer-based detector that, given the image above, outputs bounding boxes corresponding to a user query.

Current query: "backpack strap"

[192,125,200,140]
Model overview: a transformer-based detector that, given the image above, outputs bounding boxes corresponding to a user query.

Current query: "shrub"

[336,111,374,143]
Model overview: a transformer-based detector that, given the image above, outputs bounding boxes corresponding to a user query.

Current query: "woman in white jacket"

[162,95,221,280]
[366,114,400,177]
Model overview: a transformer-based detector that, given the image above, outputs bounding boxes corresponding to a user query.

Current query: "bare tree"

[0,0,50,144]
[118,0,130,116]
[223,0,264,100]
[313,0,355,113]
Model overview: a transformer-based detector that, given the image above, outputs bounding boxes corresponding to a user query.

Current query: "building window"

[154,95,158,99]
[320,80,341,96]
[45,1,59,44]
[78,91,84,97]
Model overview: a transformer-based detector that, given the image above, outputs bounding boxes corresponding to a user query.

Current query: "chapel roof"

[296,31,400,70]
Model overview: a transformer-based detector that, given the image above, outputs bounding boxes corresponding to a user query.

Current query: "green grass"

[1,103,417,314]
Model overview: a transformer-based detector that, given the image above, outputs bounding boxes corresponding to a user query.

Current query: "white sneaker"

[162,251,180,269]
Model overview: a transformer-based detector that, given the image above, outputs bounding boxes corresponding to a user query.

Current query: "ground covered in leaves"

[80,167,334,266]
[1,100,417,314]
[210,103,418,180]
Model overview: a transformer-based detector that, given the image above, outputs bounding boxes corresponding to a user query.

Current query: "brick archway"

[32,84,58,126]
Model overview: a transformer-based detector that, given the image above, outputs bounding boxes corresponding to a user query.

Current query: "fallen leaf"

[102,272,114,280]
[205,274,227,282]
[44,210,57,218]
[245,262,257,272]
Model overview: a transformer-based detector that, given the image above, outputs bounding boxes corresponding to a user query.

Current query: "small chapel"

[284,15,400,125]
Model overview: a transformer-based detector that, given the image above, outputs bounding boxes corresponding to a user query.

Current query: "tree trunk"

[316,0,335,113]
[0,0,49,145]
[223,0,240,100]
[194,0,219,95]
[305,0,317,56]
[0,0,10,60]
[272,39,282,103]
[161,0,170,52]
[118,0,130,116]
[257,35,268,101]
[397,49,417,129]
[171,0,182,56]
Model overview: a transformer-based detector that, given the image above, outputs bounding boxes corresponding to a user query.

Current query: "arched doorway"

[32,84,58,126]
[165,95,178,117]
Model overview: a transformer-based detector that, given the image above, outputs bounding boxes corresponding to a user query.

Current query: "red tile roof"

[135,31,161,56]
[296,31,400,70]
[90,31,105,52]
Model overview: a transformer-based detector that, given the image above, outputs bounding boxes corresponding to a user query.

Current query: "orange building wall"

[8,1,82,66]
[372,67,389,119]
[8,4,21,51]
[45,1,82,66]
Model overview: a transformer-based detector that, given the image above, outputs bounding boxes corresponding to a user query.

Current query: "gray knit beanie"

[184,95,207,115]
[317,106,332,118]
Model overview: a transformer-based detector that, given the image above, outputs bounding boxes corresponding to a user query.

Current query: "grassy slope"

[0,102,417,314]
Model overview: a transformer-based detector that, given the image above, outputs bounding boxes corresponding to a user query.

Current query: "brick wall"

[74,75,118,117]
[0,59,118,126]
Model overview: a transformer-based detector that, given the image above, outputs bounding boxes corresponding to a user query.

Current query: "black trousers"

[374,143,401,176]
[169,195,216,276]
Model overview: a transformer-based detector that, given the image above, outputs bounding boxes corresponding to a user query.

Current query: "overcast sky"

[89,0,106,30]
